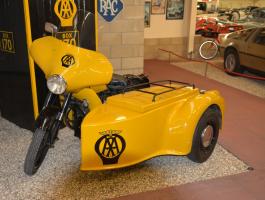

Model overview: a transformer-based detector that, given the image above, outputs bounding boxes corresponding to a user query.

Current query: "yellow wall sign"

[54,0,77,27]
[0,31,15,53]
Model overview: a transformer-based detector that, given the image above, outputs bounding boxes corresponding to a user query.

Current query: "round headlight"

[47,75,67,94]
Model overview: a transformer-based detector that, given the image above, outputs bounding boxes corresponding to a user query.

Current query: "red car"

[196,17,244,35]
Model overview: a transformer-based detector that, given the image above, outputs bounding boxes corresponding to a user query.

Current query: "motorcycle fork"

[56,93,72,122]
[51,93,72,143]
[42,92,72,120]
[43,92,54,109]
[45,93,72,147]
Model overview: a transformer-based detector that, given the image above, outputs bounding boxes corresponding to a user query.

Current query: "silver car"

[220,27,265,76]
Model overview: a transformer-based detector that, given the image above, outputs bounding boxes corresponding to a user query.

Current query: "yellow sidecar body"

[29,37,224,171]
[81,84,224,170]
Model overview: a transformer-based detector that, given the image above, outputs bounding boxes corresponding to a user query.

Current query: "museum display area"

[0,0,264,199]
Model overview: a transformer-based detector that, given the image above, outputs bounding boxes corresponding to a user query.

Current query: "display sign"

[166,0,184,20]
[29,0,96,50]
[98,0,123,22]
[0,31,15,53]
[54,0,77,27]
[0,0,34,130]
[54,31,79,46]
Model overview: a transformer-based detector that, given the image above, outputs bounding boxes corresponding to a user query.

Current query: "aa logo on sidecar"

[54,0,77,27]
[95,130,126,165]
[61,54,75,67]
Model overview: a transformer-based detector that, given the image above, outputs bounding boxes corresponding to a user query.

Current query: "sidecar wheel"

[24,129,50,175]
[188,107,220,163]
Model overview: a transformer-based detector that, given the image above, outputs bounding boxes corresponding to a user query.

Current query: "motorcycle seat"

[107,74,149,91]
[107,74,127,91]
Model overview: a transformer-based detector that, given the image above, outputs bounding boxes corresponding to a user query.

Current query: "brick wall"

[98,0,145,75]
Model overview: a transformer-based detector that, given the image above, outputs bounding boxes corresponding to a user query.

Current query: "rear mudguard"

[80,89,224,170]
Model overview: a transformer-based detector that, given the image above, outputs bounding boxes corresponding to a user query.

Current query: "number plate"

[0,31,15,53]
[54,31,79,46]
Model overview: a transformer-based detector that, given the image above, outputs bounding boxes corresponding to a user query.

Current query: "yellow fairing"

[30,36,113,92]
[80,85,224,170]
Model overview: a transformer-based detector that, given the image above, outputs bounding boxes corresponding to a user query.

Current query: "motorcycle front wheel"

[24,114,59,175]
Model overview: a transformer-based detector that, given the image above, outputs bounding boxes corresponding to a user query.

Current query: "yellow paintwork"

[30,36,113,92]
[81,85,224,170]
[23,0,39,118]
[29,34,225,171]
[30,37,112,108]
[54,0,77,27]
[24,0,98,117]
[73,88,102,110]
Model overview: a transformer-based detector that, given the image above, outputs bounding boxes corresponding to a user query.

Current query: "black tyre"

[224,48,242,75]
[24,129,50,175]
[24,110,59,175]
[188,107,221,163]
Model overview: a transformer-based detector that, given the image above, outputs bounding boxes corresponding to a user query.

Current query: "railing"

[159,48,265,81]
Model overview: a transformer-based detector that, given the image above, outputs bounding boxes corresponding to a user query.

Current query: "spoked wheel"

[199,40,219,60]
[188,107,220,163]
[24,114,59,175]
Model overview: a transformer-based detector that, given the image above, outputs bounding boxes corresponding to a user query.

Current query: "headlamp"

[47,75,67,94]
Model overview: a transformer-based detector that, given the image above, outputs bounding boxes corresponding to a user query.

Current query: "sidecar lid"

[107,84,198,113]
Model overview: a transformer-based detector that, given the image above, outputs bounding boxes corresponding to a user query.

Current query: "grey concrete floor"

[0,117,248,200]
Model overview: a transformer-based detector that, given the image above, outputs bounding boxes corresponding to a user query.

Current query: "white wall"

[219,0,265,8]
[256,0,265,7]
[144,0,191,38]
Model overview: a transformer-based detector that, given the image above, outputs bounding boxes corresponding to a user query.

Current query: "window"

[231,28,254,40]
[255,29,265,45]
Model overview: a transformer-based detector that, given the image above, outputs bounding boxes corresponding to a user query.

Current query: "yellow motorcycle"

[24,36,224,175]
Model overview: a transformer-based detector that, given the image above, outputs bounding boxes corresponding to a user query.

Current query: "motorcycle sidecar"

[80,81,224,170]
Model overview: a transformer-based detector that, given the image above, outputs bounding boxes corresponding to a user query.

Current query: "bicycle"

[199,31,220,60]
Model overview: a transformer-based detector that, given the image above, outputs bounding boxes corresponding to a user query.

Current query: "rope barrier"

[159,48,265,81]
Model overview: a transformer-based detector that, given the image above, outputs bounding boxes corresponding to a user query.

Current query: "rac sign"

[98,0,123,22]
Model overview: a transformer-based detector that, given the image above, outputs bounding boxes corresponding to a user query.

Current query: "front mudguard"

[80,90,224,171]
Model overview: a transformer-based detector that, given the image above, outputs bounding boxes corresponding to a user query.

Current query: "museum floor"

[0,59,264,199]
[117,60,265,200]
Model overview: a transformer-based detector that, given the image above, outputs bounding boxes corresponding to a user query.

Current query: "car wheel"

[188,107,220,163]
[224,49,242,75]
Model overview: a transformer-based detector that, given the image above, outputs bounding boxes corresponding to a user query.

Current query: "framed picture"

[151,0,166,14]
[145,2,151,27]
[166,0,184,20]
